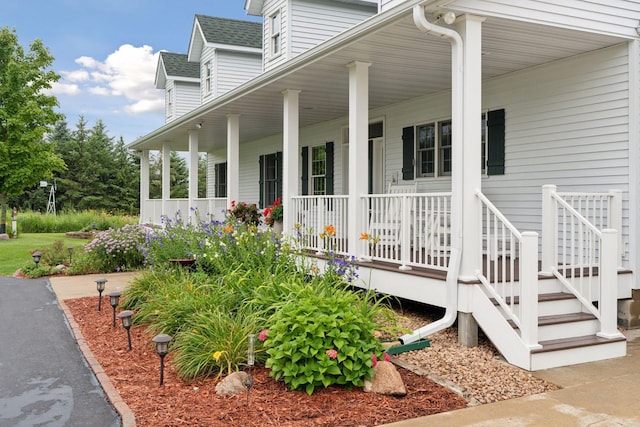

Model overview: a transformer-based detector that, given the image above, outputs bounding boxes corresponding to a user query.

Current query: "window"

[416,123,435,177]
[270,11,281,57]
[214,162,227,198]
[166,88,173,117]
[311,146,326,195]
[204,61,213,94]
[439,120,452,176]
[260,153,282,208]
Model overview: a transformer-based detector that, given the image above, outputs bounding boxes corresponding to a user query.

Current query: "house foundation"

[618,290,640,329]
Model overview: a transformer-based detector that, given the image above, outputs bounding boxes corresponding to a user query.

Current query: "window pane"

[439,121,452,175]
[416,123,435,177]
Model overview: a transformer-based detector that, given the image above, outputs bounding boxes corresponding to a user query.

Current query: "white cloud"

[49,81,81,95]
[60,44,163,114]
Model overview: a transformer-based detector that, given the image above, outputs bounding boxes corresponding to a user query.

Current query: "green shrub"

[264,288,385,395]
[16,210,138,233]
[227,200,261,226]
[20,262,61,278]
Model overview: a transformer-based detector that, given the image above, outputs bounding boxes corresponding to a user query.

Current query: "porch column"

[347,61,371,256]
[188,130,199,221]
[161,143,171,219]
[227,114,240,207]
[139,149,150,223]
[282,89,300,233]
[457,15,485,281]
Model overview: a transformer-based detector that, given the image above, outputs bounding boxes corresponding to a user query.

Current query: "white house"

[129,0,640,371]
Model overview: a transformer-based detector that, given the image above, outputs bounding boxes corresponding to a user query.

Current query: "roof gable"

[155,52,200,88]
[195,15,262,48]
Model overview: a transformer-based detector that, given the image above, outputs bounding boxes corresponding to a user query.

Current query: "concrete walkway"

[0,276,121,427]
[384,329,640,426]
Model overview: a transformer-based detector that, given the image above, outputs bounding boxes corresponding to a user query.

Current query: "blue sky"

[1,1,260,144]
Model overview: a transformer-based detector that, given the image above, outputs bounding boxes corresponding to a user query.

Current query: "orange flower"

[360,232,370,241]
[324,225,336,236]
[224,226,234,233]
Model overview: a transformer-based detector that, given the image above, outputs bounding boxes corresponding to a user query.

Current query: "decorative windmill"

[40,180,56,216]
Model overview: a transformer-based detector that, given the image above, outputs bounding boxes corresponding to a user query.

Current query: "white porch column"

[347,61,371,256]
[282,89,300,233]
[227,114,240,207]
[457,15,485,282]
[161,143,171,219]
[140,149,150,223]
[188,130,199,221]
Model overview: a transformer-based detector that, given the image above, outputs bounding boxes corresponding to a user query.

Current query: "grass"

[0,233,91,276]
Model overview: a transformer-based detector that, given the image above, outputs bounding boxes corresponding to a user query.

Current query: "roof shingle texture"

[195,15,262,49]
[160,52,200,79]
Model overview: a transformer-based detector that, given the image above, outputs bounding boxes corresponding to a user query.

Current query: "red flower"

[259,329,269,341]
[231,200,236,208]
[384,352,390,362]
[326,349,338,359]
[371,353,378,367]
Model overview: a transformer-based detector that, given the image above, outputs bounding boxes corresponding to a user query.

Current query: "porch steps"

[486,290,626,370]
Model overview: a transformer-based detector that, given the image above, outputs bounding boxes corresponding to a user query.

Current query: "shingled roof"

[159,52,200,79]
[195,15,262,49]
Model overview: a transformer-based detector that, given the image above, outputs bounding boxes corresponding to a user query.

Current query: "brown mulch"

[66,296,468,427]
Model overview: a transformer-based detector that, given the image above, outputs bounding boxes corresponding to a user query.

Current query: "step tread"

[532,334,626,354]
[538,312,596,326]
[491,292,578,306]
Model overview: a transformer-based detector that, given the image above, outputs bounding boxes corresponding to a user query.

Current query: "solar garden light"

[32,251,42,267]
[245,334,256,405]
[117,310,134,351]
[67,246,74,265]
[152,334,172,385]
[95,278,107,311]
[108,291,121,327]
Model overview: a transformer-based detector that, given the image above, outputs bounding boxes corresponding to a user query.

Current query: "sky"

[1,0,260,144]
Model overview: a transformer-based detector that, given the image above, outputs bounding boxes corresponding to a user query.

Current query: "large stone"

[0,234,9,240]
[618,289,640,329]
[215,371,252,396]
[363,361,406,396]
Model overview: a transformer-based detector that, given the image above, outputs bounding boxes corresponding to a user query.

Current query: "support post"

[227,114,240,208]
[282,89,300,235]
[541,184,556,275]
[608,189,623,267]
[140,150,150,223]
[520,232,542,349]
[161,144,171,219]
[598,229,621,338]
[458,312,478,347]
[347,61,371,257]
[188,130,199,222]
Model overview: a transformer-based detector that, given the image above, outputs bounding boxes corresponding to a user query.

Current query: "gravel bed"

[390,303,559,405]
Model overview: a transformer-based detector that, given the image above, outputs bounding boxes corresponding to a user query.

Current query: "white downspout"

[400,4,464,345]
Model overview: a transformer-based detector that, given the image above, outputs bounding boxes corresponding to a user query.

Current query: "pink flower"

[326,349,338,359]
[259,329,269,341]
[371,353,378,367]
[384,352,391,362]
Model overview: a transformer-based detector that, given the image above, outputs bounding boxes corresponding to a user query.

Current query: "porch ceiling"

[129,11,624,153]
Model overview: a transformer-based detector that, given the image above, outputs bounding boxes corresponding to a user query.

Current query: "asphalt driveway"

[0,277,120,427]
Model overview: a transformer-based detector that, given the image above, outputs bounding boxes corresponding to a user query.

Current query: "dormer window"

[205,61,213,94]
[270,10,281,57]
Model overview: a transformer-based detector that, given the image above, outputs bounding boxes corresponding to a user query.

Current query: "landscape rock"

[215,371,251,395]
[363,361,407,396]
[0,234,9,240]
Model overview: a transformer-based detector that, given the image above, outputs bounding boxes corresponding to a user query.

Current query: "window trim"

[310,145,327,195]
[270,10,282,58]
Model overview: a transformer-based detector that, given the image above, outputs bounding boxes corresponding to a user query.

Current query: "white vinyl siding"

[263,0,289,72]
[165,81,200,123]
[289,0,376,55]
[165,82,174,122]
[216,51,262,96]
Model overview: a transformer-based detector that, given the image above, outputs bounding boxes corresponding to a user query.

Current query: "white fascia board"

[245,0,264,16]
[166,76,201,84]
[205,43,262,54]
[187,19,206,62]
[154,56,167,89]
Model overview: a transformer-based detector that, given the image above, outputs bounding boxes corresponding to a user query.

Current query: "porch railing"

[191,198,228,222]
[361,192,451,271]
[292,196,349,256]
[141,198,227,225]
[477,190,540,348]
[541,185,619,338]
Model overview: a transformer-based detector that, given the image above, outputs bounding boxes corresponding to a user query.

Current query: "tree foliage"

[0,27,66,230]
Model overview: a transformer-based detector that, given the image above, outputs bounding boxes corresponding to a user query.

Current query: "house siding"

[171,81,200,121]
[289,0,376,55]
[263,0,290,72]
[200,47,216,102]
[216,51,262,96]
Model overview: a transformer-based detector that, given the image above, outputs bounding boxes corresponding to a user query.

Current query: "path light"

[32,251,42,267]
[108,291,121,327]
[245,333,255,405]
[117,310,134,351]
[67,247,74,265]
[152,334,172,385]
[95,278,107,311]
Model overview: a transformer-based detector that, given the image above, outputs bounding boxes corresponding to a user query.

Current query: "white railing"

[361,192,452,271]
[192,198,228,222]
[292,196,349,256]
[142,199,163,225]
[477,190,539,349]
[542,185,619,338]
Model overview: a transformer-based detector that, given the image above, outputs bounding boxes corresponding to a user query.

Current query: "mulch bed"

[66,296,468,426]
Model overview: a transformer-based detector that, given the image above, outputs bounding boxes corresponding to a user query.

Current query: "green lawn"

[0,233,91,276]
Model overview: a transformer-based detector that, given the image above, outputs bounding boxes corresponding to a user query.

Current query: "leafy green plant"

[227,200,261,226]
[20,262,61,278]
[84,224,148,272]
[16,210,137,233]
[264,288,385,395]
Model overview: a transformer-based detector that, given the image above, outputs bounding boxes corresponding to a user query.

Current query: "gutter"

[399,3,463,345]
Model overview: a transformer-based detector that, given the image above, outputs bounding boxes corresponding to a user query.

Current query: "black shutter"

[402,126,414,180]
[487,109,505,176]
[214,163,220,198]
[325,141,334,195]
[301,146,309,195]
[259,155,265,208]
[368,140,373,194]
[276,151,283,200]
